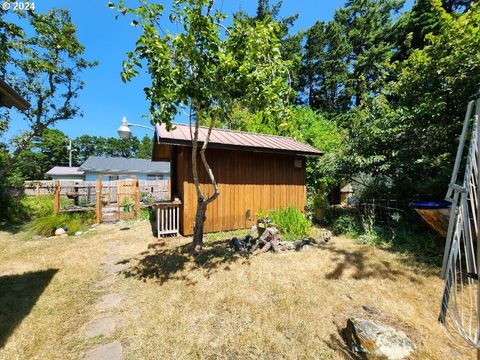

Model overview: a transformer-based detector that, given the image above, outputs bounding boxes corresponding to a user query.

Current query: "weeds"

[27,212,94,237]
[329,208,443,265]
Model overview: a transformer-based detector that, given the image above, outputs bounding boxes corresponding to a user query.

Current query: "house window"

[109,175,119,181]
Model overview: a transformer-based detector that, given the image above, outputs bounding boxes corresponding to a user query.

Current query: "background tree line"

[222,0,479,201]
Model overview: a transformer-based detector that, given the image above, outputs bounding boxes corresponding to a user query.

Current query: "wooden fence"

[47,179,170,223]
[25,179,169,203]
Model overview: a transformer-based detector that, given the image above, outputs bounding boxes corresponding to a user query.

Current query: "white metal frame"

[156,204,180,238]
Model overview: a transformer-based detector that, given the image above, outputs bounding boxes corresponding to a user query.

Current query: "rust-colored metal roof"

[155,123,322,156]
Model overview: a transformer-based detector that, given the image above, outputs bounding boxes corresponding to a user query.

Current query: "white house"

[79,156,169,181]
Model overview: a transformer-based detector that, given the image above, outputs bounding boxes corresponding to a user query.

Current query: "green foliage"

[329,209,443,264]
[221,105,344,192]
[114,0,293,132]
[331,214,363,238]
[138,207,151,221]
[268,206,311,241]
[0,8,97,179]
[27,212,94,237]
[339,2,480,199]
[0,195,53,223]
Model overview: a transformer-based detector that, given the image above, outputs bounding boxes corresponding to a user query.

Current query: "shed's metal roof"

[79,156,169,174]
[46,166,84,176]
[155,123,322,156]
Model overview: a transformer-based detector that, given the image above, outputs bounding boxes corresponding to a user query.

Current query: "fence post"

[53,181,60,214]
[167,176,171,201]
[35,182,40,197]
[96,176,103,224]
[134,178,140,217]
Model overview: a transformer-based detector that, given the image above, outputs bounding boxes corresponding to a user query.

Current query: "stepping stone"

[84,317,116,338]
[95,293,122,311]
[95,277,116,290]
[103,255,121,264]
[103,263,124,274]
[86,341,123,360]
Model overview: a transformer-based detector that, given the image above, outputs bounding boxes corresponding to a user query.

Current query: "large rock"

[344,318,415,360]
[55,228,66,236]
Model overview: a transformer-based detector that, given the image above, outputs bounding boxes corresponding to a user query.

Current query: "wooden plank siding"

[171,146,307,236]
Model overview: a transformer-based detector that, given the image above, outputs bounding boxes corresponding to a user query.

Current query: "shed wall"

[175,147,306,235]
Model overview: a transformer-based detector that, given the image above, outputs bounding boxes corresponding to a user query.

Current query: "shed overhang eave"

[154,134,323,157]
[0,79,30,110]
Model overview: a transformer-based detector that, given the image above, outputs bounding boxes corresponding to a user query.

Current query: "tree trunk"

[190,109,220,252]
[192,199,207,251]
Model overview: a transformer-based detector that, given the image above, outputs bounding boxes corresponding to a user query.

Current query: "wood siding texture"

[173,146,306,236]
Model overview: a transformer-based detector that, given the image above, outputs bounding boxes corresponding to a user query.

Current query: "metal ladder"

[439,94,480,353]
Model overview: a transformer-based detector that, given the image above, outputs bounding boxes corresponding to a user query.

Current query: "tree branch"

[201,112,220,205]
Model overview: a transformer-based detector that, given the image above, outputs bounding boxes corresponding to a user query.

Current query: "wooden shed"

[152,123,322,236]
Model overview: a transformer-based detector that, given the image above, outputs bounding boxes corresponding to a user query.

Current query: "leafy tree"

[73,134,144,163]
[234,0,303,90]
[15,128,69,180]
[299,20,351,114]
[73,135,106,164]
[115,0,292,250]
[392,0,473,61]
[341,1,480,198]
[334,0,404,107]
[137,135,153,159]
[0,9,97,179]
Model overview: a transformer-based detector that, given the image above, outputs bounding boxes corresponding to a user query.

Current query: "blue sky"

[3,0,414,142]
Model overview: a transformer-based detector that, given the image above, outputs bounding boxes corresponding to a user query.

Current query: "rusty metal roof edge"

[155,122,323,155]
[156,137,323,156]
[0,79,30,110]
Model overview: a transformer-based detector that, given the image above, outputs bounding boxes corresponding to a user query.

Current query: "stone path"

[86,341,123,360]
[85,317,116,338]
[83,240,128,360]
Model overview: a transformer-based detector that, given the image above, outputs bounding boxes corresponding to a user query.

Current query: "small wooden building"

[152,123,322,236]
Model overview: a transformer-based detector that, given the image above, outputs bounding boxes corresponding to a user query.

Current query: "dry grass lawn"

[0,221,474,359]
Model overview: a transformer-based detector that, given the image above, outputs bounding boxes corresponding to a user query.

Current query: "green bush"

[139,207,151,221]
[329,209,443,265]
[268,206,311,241]
[331,214,363,238]
[28,212,94,237]
[0,194,54,223]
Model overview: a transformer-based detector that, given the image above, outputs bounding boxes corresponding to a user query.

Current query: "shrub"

[268,206,311,241]
[331,214,363,238]
[139,207,151,221]
[0,194,53,223]
[28,212,94,237]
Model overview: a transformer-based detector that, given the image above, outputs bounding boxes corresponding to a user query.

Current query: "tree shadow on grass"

[0,222,27,235]
[323,245,423,283]
[0,269,58,348]
[121,239,250,285]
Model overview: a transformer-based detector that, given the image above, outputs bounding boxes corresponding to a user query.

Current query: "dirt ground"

[0,221,474,359]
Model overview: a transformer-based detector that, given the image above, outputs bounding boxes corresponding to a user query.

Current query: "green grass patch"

[27,212,94,237]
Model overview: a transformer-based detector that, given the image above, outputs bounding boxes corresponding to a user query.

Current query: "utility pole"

[67,139,73,167]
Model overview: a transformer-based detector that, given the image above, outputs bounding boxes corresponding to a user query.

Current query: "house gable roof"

[46,166,84,176]
[79,156,169,174]
[155,123,323,156]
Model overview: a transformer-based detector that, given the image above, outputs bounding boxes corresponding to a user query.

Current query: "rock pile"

[229,228,331,253]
